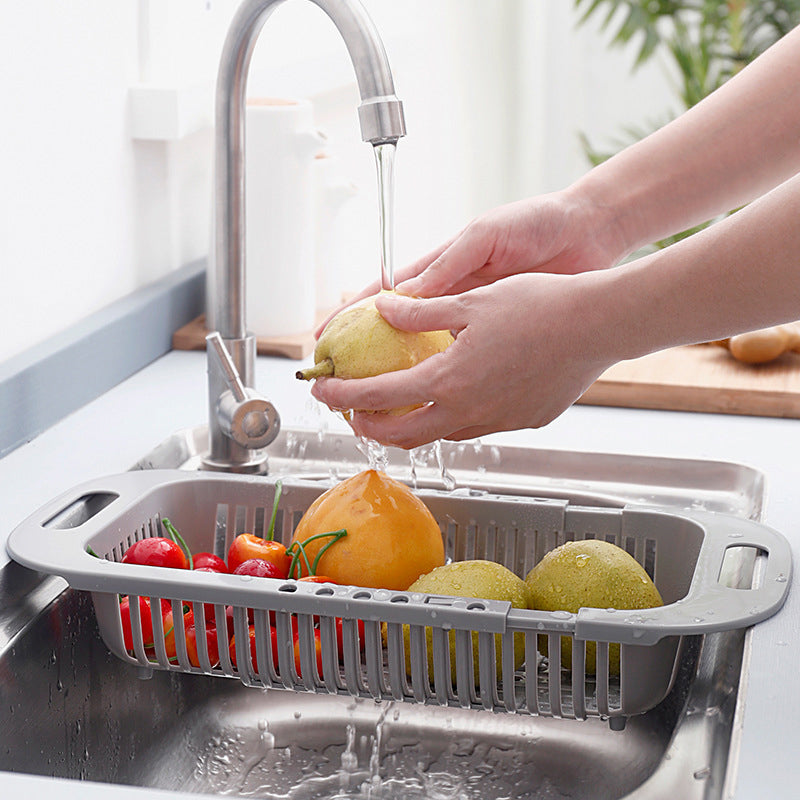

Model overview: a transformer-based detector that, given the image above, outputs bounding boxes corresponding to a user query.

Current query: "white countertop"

[1,349,798,798]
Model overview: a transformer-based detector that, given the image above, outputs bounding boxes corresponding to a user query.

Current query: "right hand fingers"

[313,237,460,339]
[397,223,492,298]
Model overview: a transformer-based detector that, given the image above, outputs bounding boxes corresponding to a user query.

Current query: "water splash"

[356,436,389,472]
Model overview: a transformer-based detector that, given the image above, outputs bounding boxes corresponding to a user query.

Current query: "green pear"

[391,560,529,686]
[296,293,453,382]
[525,539,663,675]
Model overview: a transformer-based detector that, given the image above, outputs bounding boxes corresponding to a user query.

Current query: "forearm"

[571,24,800,260]
[588,172,800,362]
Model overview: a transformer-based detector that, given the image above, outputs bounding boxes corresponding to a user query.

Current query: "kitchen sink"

[0,426,767,799]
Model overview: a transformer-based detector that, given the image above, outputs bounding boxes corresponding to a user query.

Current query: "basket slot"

[169,600,192,671]
[547,633,562,716]
[336,617,362,694]
[384,622,409,700]
[500,632,516,712]
[243,505,257,539]
[595,642,611,716]
[363,620,387,698]
[212,507,228,559]
[214,604,235,675]
[319,616,344,692]
[524,634,539,714]
[407,624,429,702]
[430,627,453,705]
[477,631,497,710]
[219,504,238,554]
[448,520,467,563]
[230,606,253,680]
[293,613,319,689]
[493,526,517,573]
[453,629,476,707]
[252,608,277,683]
[644,538,657,582]
[571,639,587,719]
[149,597,172,668]
[190,605,216,673]
[274,611,298,688]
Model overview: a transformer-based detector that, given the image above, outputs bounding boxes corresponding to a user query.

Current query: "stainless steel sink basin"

[0,426,764,799]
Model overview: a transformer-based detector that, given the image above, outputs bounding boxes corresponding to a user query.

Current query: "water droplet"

[693,767,711,780]
[776,574,787,583]
[776,640,789,647]
[728,532,743,539]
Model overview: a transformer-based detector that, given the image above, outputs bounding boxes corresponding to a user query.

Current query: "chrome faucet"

[203,0,406,472]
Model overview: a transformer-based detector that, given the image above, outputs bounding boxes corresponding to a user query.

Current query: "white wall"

[0,0,675,365]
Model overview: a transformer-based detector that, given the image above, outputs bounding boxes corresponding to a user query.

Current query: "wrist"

[560,176,636,268]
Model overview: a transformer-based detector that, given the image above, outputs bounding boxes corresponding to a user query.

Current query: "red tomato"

[122,537,189,570]
[233,558,287,580]
[193,552,228,573]
[119,596,171,651]
[227,534,291,577]
[293,628,323,679]
[164,610,220,668]
[229,624,279,672]
[298,575,335,584]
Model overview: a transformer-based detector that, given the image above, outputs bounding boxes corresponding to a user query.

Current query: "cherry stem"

[162,517,193,569]
[265,480,282,541]
[286,529,347,579]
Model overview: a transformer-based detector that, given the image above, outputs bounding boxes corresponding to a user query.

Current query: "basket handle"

[5,470,194,575]
[574,511,792,646]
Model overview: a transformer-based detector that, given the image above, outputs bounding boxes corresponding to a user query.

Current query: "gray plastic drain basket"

[7,469,792,720]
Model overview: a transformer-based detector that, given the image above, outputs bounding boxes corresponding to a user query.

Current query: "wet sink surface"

[0,426,762,799]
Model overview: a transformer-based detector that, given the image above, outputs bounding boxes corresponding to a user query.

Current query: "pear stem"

[296,359,335,381]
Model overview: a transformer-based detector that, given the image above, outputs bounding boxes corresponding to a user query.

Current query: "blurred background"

[0,0,676,364]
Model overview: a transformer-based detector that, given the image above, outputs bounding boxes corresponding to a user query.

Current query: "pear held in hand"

[296,293,453,382]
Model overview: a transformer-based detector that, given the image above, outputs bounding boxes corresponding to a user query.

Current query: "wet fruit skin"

[525,539,664,675]
[397,560,529,684]
[289,469,445,591]
[296,293,453,384]
[121,537,189,570]
[227,534,291,577]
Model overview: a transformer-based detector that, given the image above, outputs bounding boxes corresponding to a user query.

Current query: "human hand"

[314,190,624,338]
[310,272,616,449]
[394,192,625,301]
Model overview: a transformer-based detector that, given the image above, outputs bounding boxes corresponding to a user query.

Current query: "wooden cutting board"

[578,343,800,418]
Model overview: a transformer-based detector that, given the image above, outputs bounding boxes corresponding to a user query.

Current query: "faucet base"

[200,452,269,474]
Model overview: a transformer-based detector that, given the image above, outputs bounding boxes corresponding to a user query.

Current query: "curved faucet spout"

[205,0,406,472]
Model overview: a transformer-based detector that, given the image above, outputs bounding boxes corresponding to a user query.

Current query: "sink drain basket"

[7,469,791,720]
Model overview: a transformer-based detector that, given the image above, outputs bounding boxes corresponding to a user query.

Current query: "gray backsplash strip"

[0,260,205,459]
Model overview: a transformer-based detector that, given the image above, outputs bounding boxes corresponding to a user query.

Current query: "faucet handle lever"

[206,332,248,402]
[206,332,281,451]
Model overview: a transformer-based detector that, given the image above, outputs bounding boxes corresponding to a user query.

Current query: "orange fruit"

[289,469,444,590]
